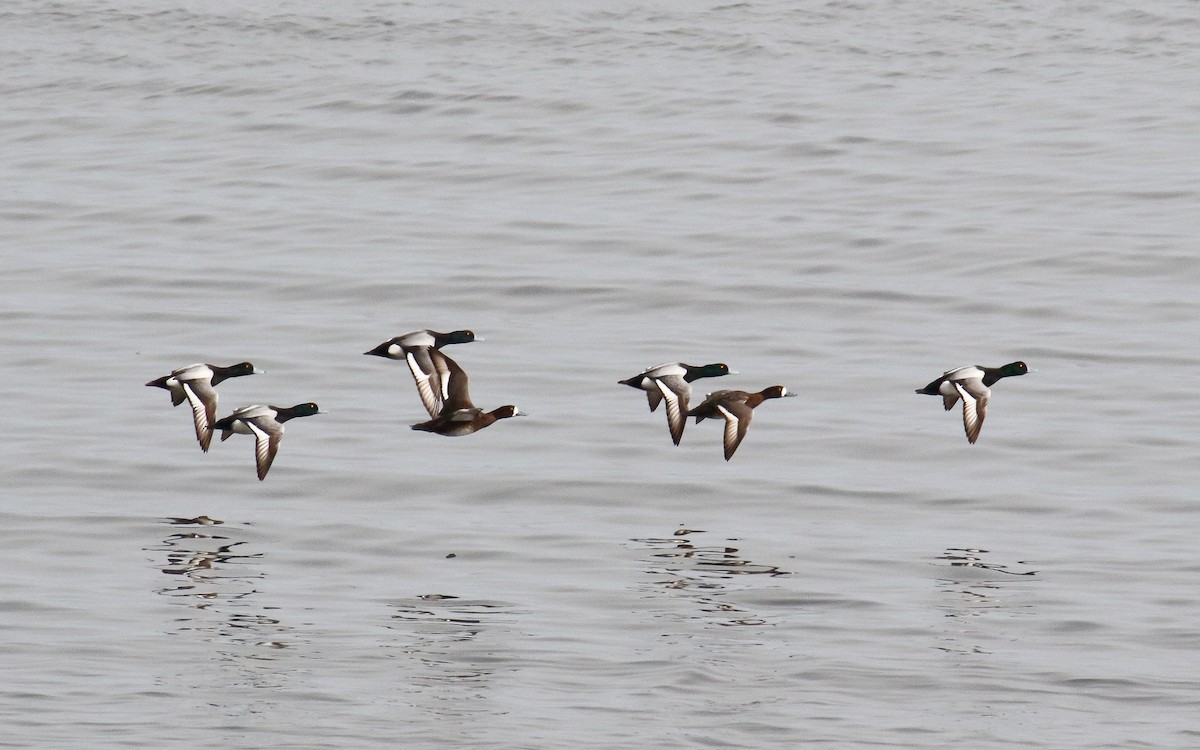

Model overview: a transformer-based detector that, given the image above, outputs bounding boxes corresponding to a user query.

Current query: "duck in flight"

[916,362,1028,443]
[212,402,322,480]
[146,362,260,452]
[364,329,480,418]
[618,362,734,445]
[411,351,524,436]
[687,385,796,460]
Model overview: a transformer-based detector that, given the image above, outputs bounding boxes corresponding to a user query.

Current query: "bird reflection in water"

[148,516,291,659]
[381,594,523,721]
[932,547,1038,655]
[633,527,790,627]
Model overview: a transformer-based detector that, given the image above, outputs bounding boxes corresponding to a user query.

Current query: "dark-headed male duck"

[916,362,1028,444]
[212,402,322,480]
[146,362,261,452]
[619,362,734,446]
[364,329,481,418]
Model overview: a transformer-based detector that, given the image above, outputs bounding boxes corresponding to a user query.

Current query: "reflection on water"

[936,548,1038,579]
[382,594,523,717]
[632,527,790,627]
[147,517,292,668]
[932,548,1038,655]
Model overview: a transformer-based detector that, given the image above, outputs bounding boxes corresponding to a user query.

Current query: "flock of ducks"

[145,362,320,480]
[618,362,797,460]
[363,329,525,436]
[147,328,1029,479]
[620,359,1028,459]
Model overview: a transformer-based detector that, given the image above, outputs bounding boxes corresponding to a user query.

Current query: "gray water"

[3,1,1199,747]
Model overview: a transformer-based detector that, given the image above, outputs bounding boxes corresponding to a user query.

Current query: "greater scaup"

[146,362,261,452]
[916,362,1028,443]
[618,362,734,445]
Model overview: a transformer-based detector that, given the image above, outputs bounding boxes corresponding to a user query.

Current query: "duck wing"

[953,381,988,444]
[946,370,989,413]
[654,375,691,445]
[244,418,283,481]
[686,390,725,423]
[405,348,447,418]
[644,384,663,413]
[641,364,685,412]
[215,404,271,444]
[941,390,959,411]
[715,401,754,460]
[181,379,218,452]
[435,351,474,412]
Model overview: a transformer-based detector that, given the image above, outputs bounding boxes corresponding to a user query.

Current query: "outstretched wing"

[654,375,691,446]
[715,401,755,460]
[953,381,987,444]
[435,351,474,413]
[245,419,283,481]
[181,380,218,453]
[405,348,444,418]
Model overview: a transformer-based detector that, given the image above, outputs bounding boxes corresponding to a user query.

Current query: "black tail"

[915,379,943,395]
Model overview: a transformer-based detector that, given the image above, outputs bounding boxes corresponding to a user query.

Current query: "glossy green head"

[1001,361,1029,377]
[693,363,732,379]
[292,403,321,417]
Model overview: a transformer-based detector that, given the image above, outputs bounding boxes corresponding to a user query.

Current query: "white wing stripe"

[655,378,685,444]
[954,382,983,444]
